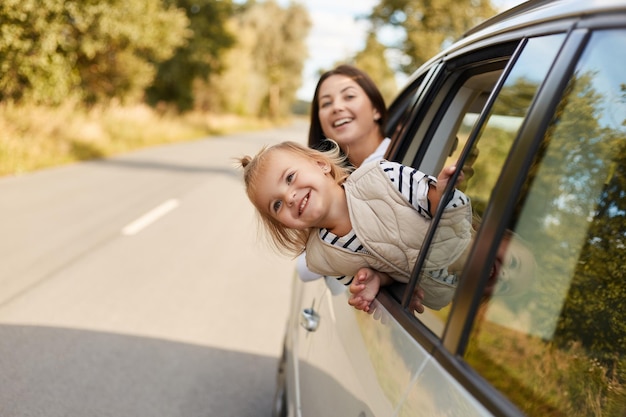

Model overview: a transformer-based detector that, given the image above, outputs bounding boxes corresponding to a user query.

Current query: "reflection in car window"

[415,34,566,336]
[464,30,626,416]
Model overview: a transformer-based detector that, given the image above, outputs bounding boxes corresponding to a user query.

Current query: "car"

[273,0,626,416]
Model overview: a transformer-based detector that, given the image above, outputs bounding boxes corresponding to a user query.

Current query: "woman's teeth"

[334,118,351,127]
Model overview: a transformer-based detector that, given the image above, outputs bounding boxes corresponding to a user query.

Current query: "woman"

[308,64,390,167]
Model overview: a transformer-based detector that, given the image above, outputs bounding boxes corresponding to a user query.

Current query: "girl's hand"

[348,268,382,313]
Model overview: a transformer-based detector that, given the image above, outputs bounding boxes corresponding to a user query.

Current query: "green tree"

[366,0,496,74]
[267,0,311,117]
[0,0,77,104]
[513,70,626,370]
[0,0,189,105]
[146,0,235,111]
[206,0,310,118]
[548,73,626,365]
[354,32,399,105]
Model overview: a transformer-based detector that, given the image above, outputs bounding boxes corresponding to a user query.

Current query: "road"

[0,120,307,417]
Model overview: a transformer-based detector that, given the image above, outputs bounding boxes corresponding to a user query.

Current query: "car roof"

[401,0,626,85]
[464,0,626,39]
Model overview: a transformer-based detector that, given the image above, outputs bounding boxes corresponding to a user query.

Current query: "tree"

[366,0,496,74]
[0,0,189,105]
[548,73,626,364]
[0,0,77,104]
[353,32,399,105]
[146,0,236,111]
[264,1,311,118]
[205,0,311,118]
[509,70,626,370]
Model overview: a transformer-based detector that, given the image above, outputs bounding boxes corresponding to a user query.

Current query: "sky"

[281,0,526,100]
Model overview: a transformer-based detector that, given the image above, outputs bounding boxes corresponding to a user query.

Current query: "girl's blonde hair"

[238,140,351,257]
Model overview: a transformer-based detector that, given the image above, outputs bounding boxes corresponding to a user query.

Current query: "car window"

[386,65,443,158]
[412,34,566,336]
[464,29,626,417]
[396,42,518,170]
[385,72,427,140]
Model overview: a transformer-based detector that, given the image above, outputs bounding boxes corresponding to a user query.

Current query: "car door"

[390,11,626,417]
[450,25,626,417]
[290,272,433,417]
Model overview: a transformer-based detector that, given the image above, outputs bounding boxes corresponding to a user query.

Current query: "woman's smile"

[333,117,352,127]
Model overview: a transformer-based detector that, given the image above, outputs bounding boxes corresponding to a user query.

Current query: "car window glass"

[464,29,626,416]
[414,34,566,336]
[387,67,438,154]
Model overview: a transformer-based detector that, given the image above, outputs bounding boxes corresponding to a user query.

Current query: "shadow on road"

[0,324,278,417]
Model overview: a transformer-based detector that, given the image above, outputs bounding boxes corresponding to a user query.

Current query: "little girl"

[238,140,472,312]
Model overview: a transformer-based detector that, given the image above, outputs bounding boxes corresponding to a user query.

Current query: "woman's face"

[317,74,381,150]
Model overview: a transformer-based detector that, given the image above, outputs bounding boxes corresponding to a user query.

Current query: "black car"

[274,0,626,416]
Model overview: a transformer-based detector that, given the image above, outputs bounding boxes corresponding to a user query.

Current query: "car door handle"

[300,308,320,332]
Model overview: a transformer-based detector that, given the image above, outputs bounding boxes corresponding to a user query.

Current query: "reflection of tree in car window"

[466,30,626,416]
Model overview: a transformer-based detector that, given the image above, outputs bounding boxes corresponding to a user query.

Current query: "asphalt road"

[0,120,308,417]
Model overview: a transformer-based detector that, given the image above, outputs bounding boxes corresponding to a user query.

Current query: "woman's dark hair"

[308,65,387,150]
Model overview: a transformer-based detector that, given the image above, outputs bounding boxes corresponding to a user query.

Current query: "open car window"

[402,34,566,337]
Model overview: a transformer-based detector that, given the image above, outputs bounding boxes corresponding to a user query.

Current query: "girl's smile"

[253,149,347,231]
[298,192,310,216]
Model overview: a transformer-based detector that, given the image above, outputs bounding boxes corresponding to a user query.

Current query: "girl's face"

[253,149,339,230]
[486,235,536,297]
[317,74,381,149]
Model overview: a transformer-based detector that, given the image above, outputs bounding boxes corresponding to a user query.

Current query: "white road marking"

[122,199,180,236]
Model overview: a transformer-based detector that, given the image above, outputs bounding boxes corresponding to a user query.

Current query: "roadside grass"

[465,319,625,417]
[0,100,278,177]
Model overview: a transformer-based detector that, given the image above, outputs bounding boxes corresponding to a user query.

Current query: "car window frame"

[382,39,524,305]
[386,41,518,167]
[385,62,444,160]
[444,26,592,355]
[376,38,524,355]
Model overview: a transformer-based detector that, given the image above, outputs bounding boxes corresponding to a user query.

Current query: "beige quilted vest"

[306,161,473,310]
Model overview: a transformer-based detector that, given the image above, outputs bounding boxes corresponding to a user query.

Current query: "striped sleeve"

[380,160,435,218]
[444,188,471,209]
